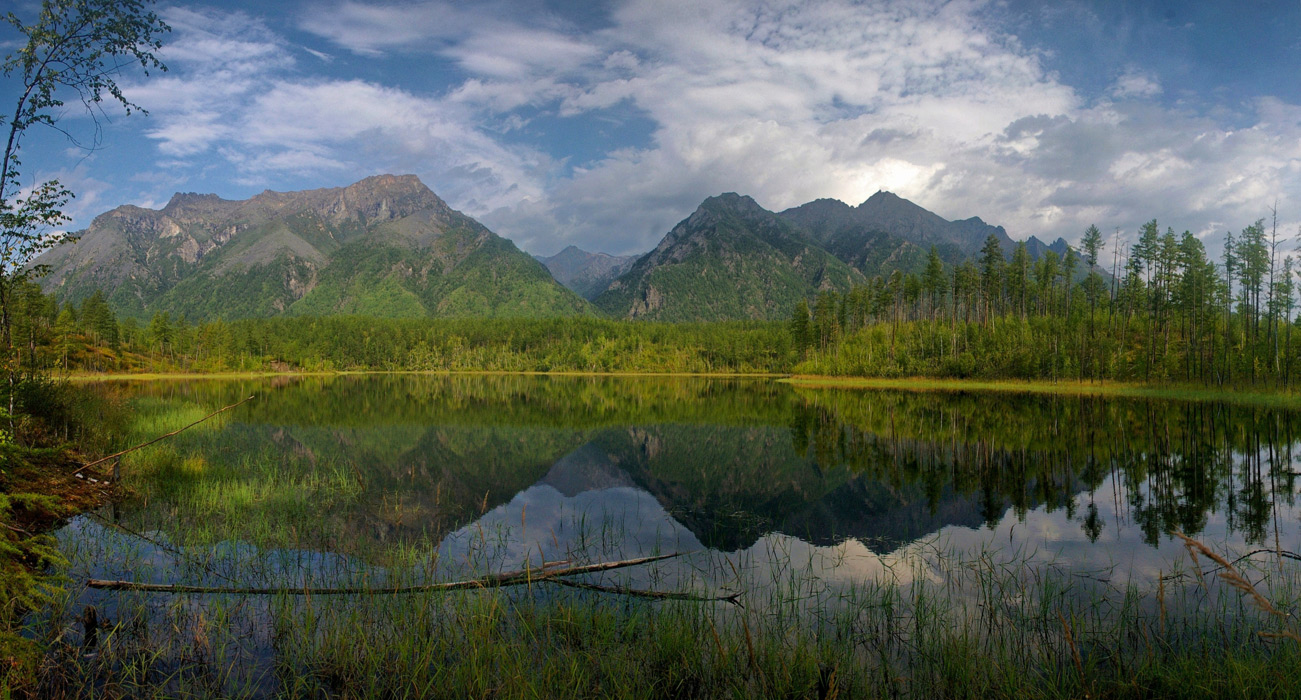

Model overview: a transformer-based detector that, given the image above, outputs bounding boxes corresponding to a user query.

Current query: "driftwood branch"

[86,552,690,596]
[75,395,255,474]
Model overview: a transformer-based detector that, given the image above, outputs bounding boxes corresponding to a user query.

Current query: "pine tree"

[789,300,812,354]
[978,235,1005,323]
[921,246,946,319]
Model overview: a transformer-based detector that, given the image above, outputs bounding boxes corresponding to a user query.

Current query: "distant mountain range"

[534,246,636,301]
[36,174,1079,323]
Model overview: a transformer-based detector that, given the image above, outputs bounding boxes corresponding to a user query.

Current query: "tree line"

[7,281,793,374]
[791,216,1301,386]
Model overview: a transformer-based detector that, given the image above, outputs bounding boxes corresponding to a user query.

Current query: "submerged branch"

[75,395,255,474]
[85,552,692,596]
[546,577,744,606]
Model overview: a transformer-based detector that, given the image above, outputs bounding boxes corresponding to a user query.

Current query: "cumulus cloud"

[111,3,552,215]
[472,0,1299,255]
[235,80,551,210]
[478,0,1087,252]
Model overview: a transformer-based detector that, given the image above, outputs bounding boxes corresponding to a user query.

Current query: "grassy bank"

[63,367,1301,411]
[785,375,1301,408]
[0,377,125,692]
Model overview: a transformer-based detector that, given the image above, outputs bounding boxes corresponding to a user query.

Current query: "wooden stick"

[85,552,686,595]
[75,395,255,474]
[546,577,743,606]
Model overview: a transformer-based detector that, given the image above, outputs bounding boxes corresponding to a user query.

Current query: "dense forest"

[5,282,791,374]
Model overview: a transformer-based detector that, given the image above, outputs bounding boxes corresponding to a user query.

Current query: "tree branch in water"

[74,395,255,475]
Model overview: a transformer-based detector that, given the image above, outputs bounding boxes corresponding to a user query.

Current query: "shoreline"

[63,369,790,381]
[783,375,1301,406]
[59,368,1301,406]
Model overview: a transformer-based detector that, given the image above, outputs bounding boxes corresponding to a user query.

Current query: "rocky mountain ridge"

[38,175,1080,324]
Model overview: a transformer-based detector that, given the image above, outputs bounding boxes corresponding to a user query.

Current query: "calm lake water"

[58,374,1301,588]
[49,374,1301,674]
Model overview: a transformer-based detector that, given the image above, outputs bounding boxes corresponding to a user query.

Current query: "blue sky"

[8,0,1301,257]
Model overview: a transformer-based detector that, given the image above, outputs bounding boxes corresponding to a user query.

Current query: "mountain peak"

[163,192,225,212]
[537,245,638,301]
[249,173,448,224]
[699,192,764,215]
[858,190,924,211]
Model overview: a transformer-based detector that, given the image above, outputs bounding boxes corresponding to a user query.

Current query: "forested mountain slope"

[595,193,864,321]
[777,191,1056,276]
[34,175,589,320]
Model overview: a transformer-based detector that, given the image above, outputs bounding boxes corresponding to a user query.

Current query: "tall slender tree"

[0,0,168,420]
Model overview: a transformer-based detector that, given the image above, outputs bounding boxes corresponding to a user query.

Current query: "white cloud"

[111,4,552,216]
[233,79,550,210]
[1110,69,1162,99]
[478,0,1086,252]
[473,0,1300,255]
[297,1,472,55]
[109,0,1301,259]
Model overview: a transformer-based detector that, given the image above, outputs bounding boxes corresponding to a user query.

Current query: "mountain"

[34,175,589,320]
[534,246,637,300]
[595,193,864,321]
[1024,235,1072,260]
[777,191,1092,281]
[778,191,1027,275]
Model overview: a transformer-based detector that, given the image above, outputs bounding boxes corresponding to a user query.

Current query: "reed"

[18,507,1301,699]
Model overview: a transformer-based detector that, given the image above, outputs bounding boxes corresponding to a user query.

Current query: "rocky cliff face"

[35,175,589,320]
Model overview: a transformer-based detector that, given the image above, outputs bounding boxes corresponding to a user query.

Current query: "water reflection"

[63,376,1301,589]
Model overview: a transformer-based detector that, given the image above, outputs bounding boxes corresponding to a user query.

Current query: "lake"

[45,375,1301,695]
